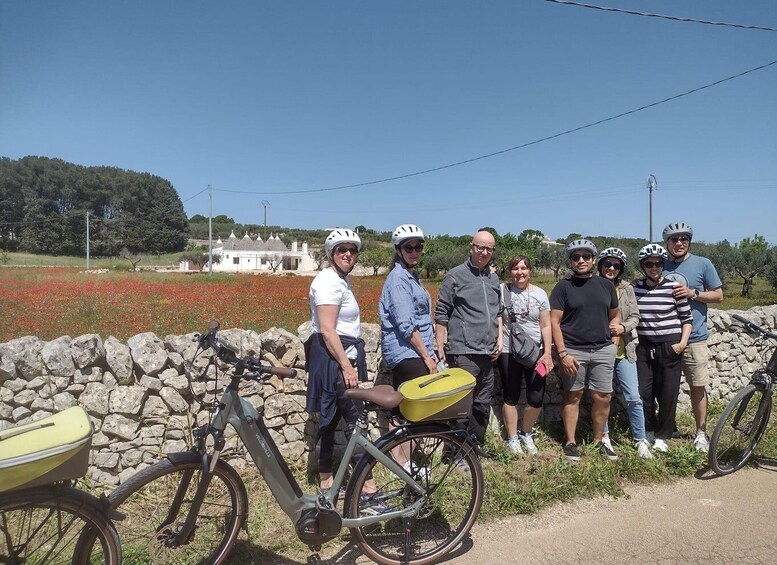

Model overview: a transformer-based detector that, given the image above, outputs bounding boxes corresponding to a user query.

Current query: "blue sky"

[2,1,775,245]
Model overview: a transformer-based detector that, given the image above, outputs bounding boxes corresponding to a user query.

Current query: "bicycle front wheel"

[109,453,248,565]
[346,427,484,565]
[709,383,772,476]
[0,486,121,565]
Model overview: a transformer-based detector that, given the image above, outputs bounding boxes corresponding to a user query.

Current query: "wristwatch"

[692,289,700,300]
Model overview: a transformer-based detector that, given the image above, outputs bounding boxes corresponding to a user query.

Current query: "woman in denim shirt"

[379,224,437,390]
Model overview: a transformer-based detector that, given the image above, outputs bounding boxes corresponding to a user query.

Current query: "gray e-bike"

[108,322,484,565]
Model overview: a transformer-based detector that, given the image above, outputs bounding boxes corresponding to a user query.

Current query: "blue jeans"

[603,358,647,442]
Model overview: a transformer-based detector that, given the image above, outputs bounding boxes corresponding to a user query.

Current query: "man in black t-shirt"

[550,239,620,462]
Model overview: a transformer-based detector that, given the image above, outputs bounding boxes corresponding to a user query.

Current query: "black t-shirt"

[549,275,618,349]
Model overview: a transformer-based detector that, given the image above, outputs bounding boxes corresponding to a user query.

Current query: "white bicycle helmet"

[598,247,627,266]
[391,224,425,247]
[566,239,597,258]
[662,222,693,242]
[324,229,362,259]
[638,243,668,262]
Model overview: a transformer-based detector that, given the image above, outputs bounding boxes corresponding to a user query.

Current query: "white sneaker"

[506,436,524,455]
[636,439,654,459]
[402,460,429,481]
[519,432,538,455]
[653,438,669,453]
[693,432,709,453]
[601,435,615,452]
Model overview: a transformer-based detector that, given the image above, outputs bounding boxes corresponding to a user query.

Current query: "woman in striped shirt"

[633,244,692,452]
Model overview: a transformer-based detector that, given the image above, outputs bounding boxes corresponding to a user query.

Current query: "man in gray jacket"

[435,230,503,448]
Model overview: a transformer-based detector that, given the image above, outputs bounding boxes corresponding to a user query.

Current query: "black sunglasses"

[601,260,622,270]
[669,236,690,243]
[642,260,664,268]
[570,253,593,262]
[402,243,424,253]
[335,245,359,255]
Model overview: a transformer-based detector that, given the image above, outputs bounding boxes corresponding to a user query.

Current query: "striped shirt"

[634,279,692,342]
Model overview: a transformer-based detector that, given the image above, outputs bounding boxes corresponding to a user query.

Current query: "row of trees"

[356,228,777,298]
[0,156,189,256]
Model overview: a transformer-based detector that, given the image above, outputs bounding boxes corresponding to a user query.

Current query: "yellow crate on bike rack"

[0,406,93,493]
[398,368,476,422]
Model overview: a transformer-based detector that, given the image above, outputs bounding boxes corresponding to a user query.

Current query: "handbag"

[502,283,541,368]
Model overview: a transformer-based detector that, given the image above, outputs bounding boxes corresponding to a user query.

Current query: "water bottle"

[436,359,449,372]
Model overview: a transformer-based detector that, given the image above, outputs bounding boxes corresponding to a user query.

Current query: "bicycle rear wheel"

[0,486,121,565]
[709,383,772,476]
[346,427,484,565]
[108,453,248,565]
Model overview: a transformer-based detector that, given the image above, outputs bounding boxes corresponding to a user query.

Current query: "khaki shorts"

[682,341,711,387]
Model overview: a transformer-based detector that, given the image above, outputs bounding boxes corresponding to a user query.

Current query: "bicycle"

[708,313,777,476]
[0,406,123,564]
[106,321,484,565]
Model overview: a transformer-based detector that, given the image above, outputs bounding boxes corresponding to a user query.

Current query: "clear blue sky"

[2,1,776,245]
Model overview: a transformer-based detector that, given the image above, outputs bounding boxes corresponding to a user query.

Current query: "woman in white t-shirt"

[305,229,374,495]
[498,255,553,456]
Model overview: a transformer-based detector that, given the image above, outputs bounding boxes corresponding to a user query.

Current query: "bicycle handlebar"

[732,314,777,341]
[197,320,298,379]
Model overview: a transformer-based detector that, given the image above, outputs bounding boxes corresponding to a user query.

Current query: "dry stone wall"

[1,306,775,486]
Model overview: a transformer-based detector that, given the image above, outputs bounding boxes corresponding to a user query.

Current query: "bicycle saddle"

[343,384,402,410]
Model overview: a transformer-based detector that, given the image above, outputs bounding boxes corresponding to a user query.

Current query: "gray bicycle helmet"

[598,247,627,266]
[391,224,425,247]
[638,243,668,262]
[662,222,693,242]
[566,239,598,258]
[324,229,361,260]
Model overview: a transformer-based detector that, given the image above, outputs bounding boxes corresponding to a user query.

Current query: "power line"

[543,0,777,32]
[210,59,777,196]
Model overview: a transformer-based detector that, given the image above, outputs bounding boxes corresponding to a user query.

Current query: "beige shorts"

[682,341,711,387]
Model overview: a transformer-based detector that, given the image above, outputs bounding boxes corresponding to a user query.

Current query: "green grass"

[2,251,182,269]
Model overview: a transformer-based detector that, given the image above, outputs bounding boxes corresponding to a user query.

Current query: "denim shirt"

[379,263,435,369]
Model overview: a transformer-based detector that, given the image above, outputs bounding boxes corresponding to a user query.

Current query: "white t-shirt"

[309,268,361,344]
[500,283,549,354]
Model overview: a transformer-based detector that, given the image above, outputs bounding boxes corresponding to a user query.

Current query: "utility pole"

[647,175,657,242]
[86,211,90,270]
[261,200,270,239]
[208,184,213,276]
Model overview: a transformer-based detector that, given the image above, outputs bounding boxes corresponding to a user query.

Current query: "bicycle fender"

[369,421,464,454]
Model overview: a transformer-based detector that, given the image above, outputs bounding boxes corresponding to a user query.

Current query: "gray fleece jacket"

[435,259,502,355]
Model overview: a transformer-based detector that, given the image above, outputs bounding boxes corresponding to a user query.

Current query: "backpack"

[502,283,541,368]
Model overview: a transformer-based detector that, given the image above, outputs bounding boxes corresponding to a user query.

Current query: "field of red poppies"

[0,268,431,343]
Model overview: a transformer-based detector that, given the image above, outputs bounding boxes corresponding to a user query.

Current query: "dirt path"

[261,464,777,564]
[454,465,777,564]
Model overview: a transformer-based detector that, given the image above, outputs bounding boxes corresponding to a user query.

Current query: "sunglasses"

[570,253,593,262]
[335,246,359,255]
[402,243,424,253]
[471,243,495,254]
[669,236,690,243]
[642,260,664,268]
[601,260,622,270]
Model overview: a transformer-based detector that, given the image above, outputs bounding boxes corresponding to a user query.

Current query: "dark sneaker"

[563,442,581,461]
[359,492,388,515]
[596,440,619,461]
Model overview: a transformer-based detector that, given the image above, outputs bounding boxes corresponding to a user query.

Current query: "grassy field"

[0,260,773,343]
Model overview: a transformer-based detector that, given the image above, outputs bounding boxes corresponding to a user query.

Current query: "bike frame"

[200,374,462,531]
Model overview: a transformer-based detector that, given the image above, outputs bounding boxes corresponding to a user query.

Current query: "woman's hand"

[342,364,359,389]
[542,352,554,372]
[671,342,687,356]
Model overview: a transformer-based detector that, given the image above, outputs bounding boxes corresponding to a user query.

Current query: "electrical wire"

[209,59,777,196]
[543,0,777,33]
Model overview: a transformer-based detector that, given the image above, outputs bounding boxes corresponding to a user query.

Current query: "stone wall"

[1,305,775,486]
